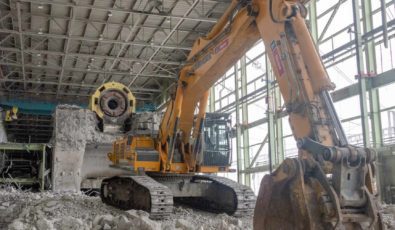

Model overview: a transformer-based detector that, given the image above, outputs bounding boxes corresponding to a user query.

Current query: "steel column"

[240,56,250,186]
[209,87,215,112]
[234,63,243,184]
[266,54,276,172]
[308,0,318,43]
[352,0,371,147]
[274,80,284,164]
[362,0,383,148]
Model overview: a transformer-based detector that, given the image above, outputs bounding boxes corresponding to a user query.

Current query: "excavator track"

[101,174,255,219]
[151,174,256,217]
[187,175,256,217]
[100,175,173,219]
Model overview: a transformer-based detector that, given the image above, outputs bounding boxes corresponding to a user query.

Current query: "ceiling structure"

[0,0,231,143]
[0,0,231,106]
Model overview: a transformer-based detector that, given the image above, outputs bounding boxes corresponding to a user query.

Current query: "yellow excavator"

[100,0,384,228]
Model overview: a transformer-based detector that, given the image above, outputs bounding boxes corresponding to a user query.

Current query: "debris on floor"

[1,186,394,229]
[382,204,395,229]
[0,187,253,230]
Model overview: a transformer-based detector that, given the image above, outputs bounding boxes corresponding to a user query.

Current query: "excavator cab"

[202,113,232,167]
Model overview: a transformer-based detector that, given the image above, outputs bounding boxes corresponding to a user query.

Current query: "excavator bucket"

[254,158,330,230]
[253,157,384,230]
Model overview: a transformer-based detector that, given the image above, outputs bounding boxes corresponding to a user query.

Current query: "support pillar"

[362,0,383,148]
[352,0,371,147]
[274,80,284,164]
[266,55,276,172]
[234,63,243,184]
[240,56,251,186]
[209,87,215,112]
[308,0,318,43]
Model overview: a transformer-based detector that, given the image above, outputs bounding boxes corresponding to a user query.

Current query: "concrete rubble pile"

[0,187,253,230]
[382,204,395,229]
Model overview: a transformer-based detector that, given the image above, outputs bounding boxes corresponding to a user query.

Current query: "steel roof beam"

[0,11,11,23]
[0,78,160,93]
[86,0,138,87]
[0,62,176,79]
[106,2,156,81]
[16,3,26,90]
[9,11,208,34]
[103,0,182,83]
[146,2,220,100]
[71,0,109,95]
[2,89,154,100]
[18,0,218,23]
[56,4,77,96]
[0,29,192,51]
[0,46,183,66]
[143,2,220,100]
[0,34,13,46]
[128,0,200,87]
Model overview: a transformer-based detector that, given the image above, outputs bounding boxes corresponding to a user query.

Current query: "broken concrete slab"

[51,105,123,192]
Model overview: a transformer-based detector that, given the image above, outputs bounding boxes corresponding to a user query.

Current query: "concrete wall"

[51,105,124,192]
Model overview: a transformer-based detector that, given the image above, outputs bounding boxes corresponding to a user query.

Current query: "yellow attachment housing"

[89,82,136,121]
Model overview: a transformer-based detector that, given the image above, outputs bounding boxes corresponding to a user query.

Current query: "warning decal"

[271,40,285,76]
[214,38,229,54]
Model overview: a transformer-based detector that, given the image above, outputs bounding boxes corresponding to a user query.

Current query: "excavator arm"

[158,0,383,228]
[158,0,337,173]
[158,1,260,172]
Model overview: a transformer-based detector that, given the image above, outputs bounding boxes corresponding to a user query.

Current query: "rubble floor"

[0,187,253,230]
[1,187,394,230]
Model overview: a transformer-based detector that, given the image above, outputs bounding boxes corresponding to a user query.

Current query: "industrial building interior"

[0,0,394,229]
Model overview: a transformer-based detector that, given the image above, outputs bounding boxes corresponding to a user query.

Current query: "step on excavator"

[100,0,384,228]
